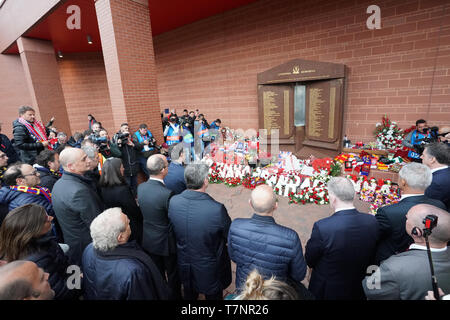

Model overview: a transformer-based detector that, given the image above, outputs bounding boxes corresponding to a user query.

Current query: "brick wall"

[153,0,450,143]
[57,52,115,136]
[0,54,32,138]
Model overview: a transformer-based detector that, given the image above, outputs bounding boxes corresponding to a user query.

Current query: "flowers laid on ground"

[203,152,400,210]
[373,114,404,150]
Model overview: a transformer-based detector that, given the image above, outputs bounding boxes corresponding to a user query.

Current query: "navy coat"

[168,190,232,295]
[305,209,378,300]
[228,214,307,291]
[163,162,186,195]
[24,232,80,300]
[375,195,446,264]
[82,241,169,300]
[425,167,450,210]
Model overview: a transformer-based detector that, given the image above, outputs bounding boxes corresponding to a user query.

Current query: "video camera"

[413,126,440,155]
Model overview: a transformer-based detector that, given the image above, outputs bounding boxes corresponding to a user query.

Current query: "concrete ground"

[205,182,371,298]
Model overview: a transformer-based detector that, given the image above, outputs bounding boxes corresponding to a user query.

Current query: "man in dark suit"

[421,143,450,210]
[169,163,232,300]
[375,163,446,264]
[137,154,181,299]
[164,143,186,195]
[52,148,104,265]
[305,177,378,300]
[364,204,450,300]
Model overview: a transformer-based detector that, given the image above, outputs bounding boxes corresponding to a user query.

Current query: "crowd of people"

[0,105,449,300]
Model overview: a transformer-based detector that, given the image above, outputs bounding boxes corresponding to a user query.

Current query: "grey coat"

[52,172,104,265]
[363,248,450,300]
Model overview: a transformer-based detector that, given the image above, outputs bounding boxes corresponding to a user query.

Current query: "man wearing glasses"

[0,163,55,230]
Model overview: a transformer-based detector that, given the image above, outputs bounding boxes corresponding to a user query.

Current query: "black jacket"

[52,172,105,265]
[168,190,232,295]
[35,165,60,191]
[375,195,446,264]
[119,142,142,177]
[24,232,81,300]
[82,241,170,300]
[101,184,143,244]
[137,179,175,256]
[0,133,19,165]
[12,119,46,164]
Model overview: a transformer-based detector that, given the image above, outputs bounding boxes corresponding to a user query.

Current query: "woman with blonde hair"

[235,269,300,300]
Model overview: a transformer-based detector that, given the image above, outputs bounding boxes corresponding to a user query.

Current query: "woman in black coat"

[0,204,81,300]
[99,157,143,244]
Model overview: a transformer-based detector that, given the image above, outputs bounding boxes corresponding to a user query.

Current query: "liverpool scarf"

[10,185,52,203]
[17,118,51,150]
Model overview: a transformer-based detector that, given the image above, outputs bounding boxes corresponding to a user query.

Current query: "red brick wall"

[95,0,164,143]
[57,52,114,136]
[154,0,450,143]
[0,54,32,139]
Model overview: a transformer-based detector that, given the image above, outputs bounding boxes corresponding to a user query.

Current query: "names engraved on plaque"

[263,91,281,132]
[308,88,325,137]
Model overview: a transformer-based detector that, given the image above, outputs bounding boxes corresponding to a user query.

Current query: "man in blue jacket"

[164,143,186,195]
[168,163,232,300]
[421,142,450,210]
[305,177,379,300]
[82,207,170,300]
[228,184,307,295]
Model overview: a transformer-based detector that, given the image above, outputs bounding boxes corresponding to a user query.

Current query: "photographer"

[132,124,158,179]
[115,126,142,196]
[406,119,433,162]
[91,129,121,160]
[164,116,181,146]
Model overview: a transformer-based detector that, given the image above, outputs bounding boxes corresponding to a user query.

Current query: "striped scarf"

[17,118,52,150]
[9,185,52,203]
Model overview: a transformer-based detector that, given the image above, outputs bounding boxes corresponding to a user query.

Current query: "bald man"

[364,204,450,300]
[228,184,308,295]
[137,154,181,299]
[52,148,104,265]
[0,261,54,300]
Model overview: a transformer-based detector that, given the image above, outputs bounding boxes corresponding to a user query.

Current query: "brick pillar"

[17,37,72,135]
[95,0,163,143]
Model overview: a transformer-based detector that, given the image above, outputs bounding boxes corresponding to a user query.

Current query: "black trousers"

[149,253,182,300]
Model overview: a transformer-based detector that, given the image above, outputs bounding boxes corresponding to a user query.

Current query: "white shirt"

[335,206,356,213]
[149,177,165,185]
[400,194,424,201]
[431,165,448,174]
[409,243,447,252]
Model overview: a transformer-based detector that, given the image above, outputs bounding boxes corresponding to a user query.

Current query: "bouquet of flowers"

[224,177,242,187]
[209,172,223,184]
[374,115,404,150]
[242,176,266,189]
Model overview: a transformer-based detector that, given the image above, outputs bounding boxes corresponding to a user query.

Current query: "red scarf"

[17,118,52,150]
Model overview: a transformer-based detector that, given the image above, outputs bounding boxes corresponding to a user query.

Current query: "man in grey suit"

[364,204,450,300]
[137,154,181,299]
[52,148,104,265]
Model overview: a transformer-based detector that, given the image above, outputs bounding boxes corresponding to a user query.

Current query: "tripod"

[422,215,441,300]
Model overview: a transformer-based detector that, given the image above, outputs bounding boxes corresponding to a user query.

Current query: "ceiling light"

[57,50,63,58]
[87,35,93,45]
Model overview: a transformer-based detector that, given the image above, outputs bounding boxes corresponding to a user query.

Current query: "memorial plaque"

[257,59,346,157]
[258,85,294,139]
[305,79,343,144]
